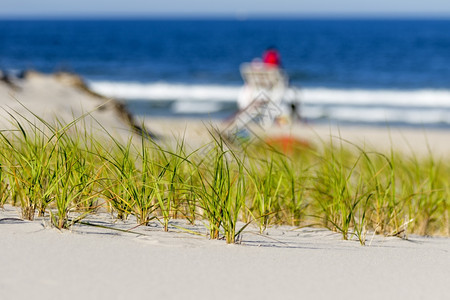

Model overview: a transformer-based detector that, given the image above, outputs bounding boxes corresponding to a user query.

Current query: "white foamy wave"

[301,88,450,108]
[89,81,450,109]
[302,106,450,125]
[88,81,240,102]
[172,101,223,114]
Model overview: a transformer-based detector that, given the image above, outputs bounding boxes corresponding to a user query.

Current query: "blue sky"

[2,0,450,18]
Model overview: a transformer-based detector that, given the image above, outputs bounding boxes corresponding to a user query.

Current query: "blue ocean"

[1,19,450,127]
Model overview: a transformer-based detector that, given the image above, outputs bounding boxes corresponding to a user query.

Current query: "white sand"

[1,205,449,300]
[0,71,137,139]
[146,117,450,158]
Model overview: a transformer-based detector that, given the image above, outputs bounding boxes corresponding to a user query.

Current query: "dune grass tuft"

[0,112,448,244]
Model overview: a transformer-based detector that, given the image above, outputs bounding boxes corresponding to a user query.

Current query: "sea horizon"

[1,18,450,127]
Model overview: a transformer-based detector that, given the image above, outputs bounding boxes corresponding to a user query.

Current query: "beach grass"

[0,114,448,244]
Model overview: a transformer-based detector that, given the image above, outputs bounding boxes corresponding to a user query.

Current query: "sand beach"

[1,204,449,300]
[1,71,449,299]
[2,71,450,157]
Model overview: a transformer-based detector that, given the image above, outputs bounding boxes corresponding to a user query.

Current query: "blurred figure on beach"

[231,46,302,134]
[237,47,287,110]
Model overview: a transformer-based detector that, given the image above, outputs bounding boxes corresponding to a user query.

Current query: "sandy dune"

[0,71,144,139]
[1,72,449,299]
[1,205,449,300]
